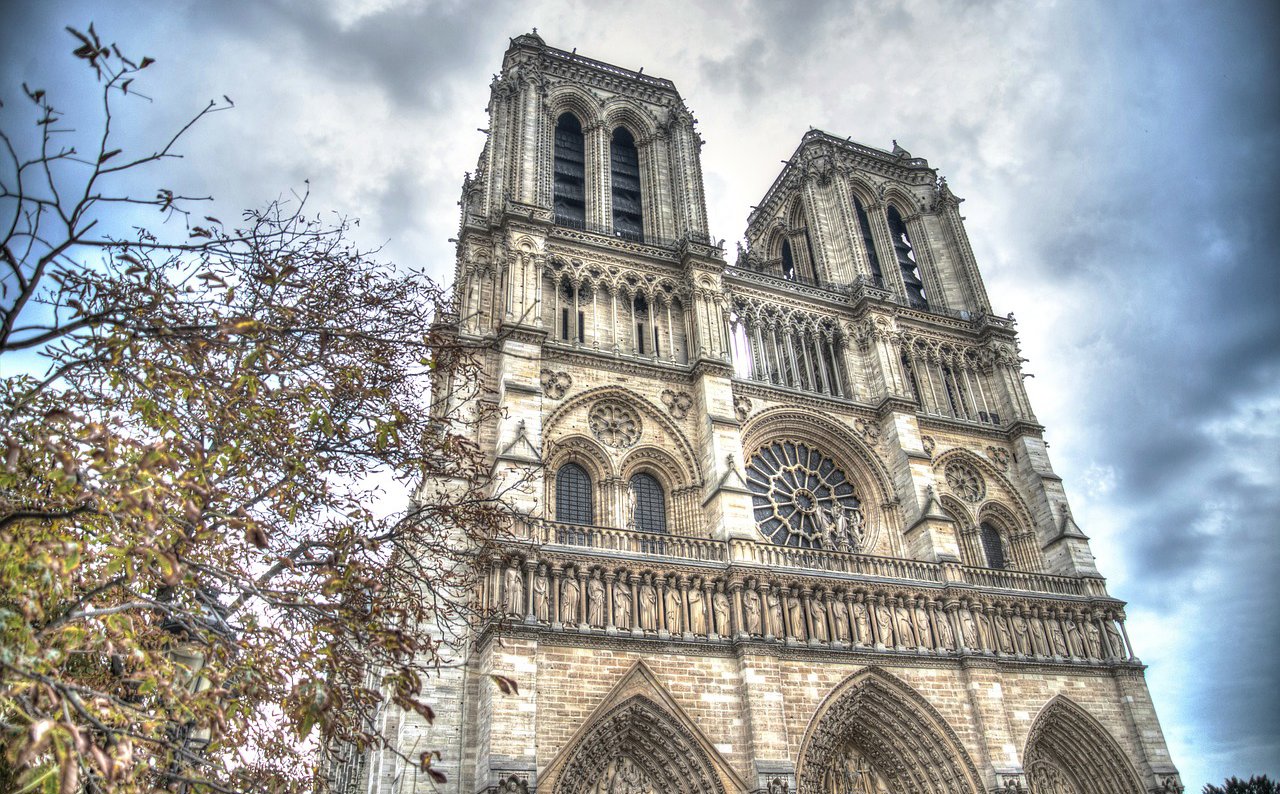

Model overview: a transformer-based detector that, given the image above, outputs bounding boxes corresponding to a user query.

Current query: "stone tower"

[347,33,1183,794]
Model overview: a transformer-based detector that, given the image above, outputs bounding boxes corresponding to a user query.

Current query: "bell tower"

[341,34,1181,794]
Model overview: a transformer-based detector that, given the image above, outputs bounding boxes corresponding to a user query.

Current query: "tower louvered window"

[629,473,667,533]
[781,239,796,280]
[555,462,593,525]
[610,127,643,242]
[854,197,884,286]
[980,522,1007,569]
[887,205,928,309]
[554,113,586,228]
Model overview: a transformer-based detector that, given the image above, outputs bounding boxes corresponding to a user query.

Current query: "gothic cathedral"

[347,33,1182,794]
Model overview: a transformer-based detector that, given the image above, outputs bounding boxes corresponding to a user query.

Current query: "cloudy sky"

[4,0,1277,785]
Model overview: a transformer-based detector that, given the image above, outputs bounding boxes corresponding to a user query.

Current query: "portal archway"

[1024,696,1143,794]
[796,668,983,794]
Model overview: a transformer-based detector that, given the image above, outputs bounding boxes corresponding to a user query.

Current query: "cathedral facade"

[351,33,1182,794]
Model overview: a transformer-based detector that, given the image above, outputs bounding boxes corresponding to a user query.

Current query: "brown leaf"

[246,524,269,549]
[98,148,122,164]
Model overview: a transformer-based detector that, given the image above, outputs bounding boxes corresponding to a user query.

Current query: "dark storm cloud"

[187,0,513,110]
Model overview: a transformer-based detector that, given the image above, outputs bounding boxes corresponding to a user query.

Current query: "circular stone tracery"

[746,441,861,548]
[588,400,642,448]
[945,461,985,503]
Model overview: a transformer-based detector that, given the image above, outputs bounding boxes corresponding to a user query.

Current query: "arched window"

[853,196,883,286]
[886,205,928,309]
[633,295,651,355]
[554,113,586,227]
[781,239,796,280]
[555,462,593,525]
[979,522,1006,569]
[628,473,667,533]
[610,127,643,241]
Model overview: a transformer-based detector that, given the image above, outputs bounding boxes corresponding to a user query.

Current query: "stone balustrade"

[512,519,1108,597]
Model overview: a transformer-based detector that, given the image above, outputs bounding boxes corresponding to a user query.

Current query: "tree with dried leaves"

[0,25,511,793]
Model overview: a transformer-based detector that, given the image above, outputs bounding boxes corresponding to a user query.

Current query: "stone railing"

[481,540,1137,667]
[512,520,1107,598]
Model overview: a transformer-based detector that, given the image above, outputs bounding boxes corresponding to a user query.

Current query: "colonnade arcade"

[545,257,690,365]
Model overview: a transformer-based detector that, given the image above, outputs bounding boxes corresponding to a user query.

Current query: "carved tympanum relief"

[589,757,655,794]
[589,400,642,448]
[821,747,890,794]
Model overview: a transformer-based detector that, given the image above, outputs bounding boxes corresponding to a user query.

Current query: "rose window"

[746,441,861,548]
[588,400,642,448]
[945,461,985,503]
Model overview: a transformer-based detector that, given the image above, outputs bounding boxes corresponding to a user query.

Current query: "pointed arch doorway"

[537,662,746,794]
[795,668,984,794]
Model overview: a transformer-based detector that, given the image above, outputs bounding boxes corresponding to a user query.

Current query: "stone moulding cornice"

[542,342,693,378]
[730,378,862,414]
[548,224,683,262]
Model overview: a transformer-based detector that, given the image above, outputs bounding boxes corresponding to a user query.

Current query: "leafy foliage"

[0,25,506,793]
[1204,777,1279,794]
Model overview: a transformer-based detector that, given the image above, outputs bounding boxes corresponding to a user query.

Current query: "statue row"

[486,559,1134,662]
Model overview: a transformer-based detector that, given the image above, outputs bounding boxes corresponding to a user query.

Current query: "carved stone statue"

[744,589,762,635]
[1084,621,1102,659]
[639,582,657,630]
[874,602,894,646]
[895,604,916,648]
[996,614,1014,654]
[1065,619,1084,657]
[588,577,606,627]
[1105,620,1125,659]
[1029,616,1049,656]
[504,563,524,616]
[914,604,932,649]
[561,575,580,624]
[532,567,550,622]
[810,598,828,642]
[767,590,784,637]
[713,590,730,636]
[787,592,805,640]
[960,610,978,650]
[937,608,956,650]
[613,581,632,628]
[852,601,871,645]
[976,610,992,652]
[1048,620,1068,657]
[831,598,850,642]
[664,586,682,633]
[1012,613,1031,655]
[688,584,706,634]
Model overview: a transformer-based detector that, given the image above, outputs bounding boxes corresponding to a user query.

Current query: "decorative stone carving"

[589,400,642,448]
[945,461,985,503]
[542,370,572,400]
[660,389,693,419]
[498,774,530,794]
[810,597,828,642]
[852,417,880,444]
[986,445,1011,472]
[921,435,936,458]
[822,746,890,794]
[590,756,656,793]
[733,395,752,422]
